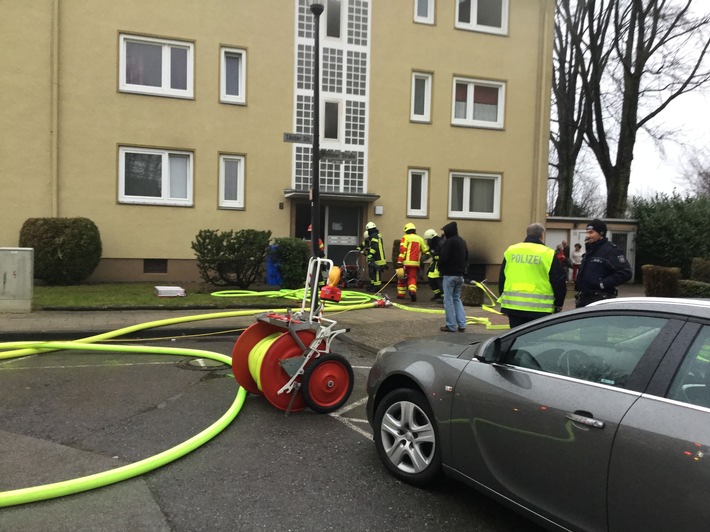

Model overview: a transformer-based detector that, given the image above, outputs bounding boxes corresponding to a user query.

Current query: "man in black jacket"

[438,222,469,332]
[575,219,632,307]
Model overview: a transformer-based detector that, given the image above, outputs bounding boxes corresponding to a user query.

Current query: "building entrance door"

[324,205,361,266]
[294,203,362,266]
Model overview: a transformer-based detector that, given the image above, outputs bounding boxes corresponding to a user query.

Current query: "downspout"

[50,0,60,217]
[530,0,554,222]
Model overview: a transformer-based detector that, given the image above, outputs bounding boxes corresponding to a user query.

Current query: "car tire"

[373,388,442,486]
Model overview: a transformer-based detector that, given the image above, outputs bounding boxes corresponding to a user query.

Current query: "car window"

[506,315,668,388]
[667,326,710,408]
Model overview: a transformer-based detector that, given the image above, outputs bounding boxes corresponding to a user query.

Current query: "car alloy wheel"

[373,388,441,485]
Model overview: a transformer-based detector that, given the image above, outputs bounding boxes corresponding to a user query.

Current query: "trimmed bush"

[631,194,710,278]
[691,257,710,283]
[270,238,310,289]
[19,217,102,285]
[192,229,271,288]
[641,264,680,297]
[679,279,710,298]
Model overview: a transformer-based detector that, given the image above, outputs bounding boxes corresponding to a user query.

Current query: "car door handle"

[565,412,606,429]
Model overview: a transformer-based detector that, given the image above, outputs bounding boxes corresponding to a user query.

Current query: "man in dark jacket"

[499,223,567,328]
[438,222,468,332]
[575,219,632,307]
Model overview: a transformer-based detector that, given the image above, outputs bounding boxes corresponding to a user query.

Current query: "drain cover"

[176,358,230,371]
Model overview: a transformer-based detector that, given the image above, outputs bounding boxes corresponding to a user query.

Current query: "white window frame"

[455,0,508,35]
[219,154,245,209]
[411,72,433,123]
[220,47,247,105]
[325,0,344,41]
[407,168,429,217]
[414,0,435,24]
[448,171,501,219]
[322,99,342,142]
[119,34,194,99]
[118,146,193,206]
[451,77,505,129]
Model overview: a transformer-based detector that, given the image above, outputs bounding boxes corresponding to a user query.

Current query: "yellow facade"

[0,0,554,283]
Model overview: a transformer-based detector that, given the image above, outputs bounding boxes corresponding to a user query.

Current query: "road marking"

[332,416,373,441]
[330,396,373,440]
[0,361,176,371]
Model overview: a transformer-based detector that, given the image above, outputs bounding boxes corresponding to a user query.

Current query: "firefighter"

[357,229,370,253]
[364,221,386,292]
[423,228,443,301]
[396,222,428,302]
[304,224,325,258]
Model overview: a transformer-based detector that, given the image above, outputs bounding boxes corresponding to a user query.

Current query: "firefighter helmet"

[423,229,437,240]
[365,221,377,230]
[403,222,416,233]
[396,267,406,280]
[363,230,369,239]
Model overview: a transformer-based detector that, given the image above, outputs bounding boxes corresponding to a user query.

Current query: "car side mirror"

[476,338,501,363]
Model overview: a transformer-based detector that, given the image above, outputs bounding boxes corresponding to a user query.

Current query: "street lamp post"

[310,2,324,259]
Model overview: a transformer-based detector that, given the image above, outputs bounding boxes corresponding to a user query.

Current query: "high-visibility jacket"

[499,242,556,313]
[427,236,442,279]
[398,233,428,267]
[367,232,386,266]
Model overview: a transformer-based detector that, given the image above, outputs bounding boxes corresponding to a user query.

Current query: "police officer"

[498,223,567,328]
[574,219,632,307]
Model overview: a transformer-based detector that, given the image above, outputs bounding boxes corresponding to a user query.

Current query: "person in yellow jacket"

[498,223,567,328]
[397,222,428,302]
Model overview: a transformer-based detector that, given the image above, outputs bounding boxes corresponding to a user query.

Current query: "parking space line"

[0,361,176,371]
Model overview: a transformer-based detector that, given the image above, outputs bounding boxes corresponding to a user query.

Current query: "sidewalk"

[0,282,647,353]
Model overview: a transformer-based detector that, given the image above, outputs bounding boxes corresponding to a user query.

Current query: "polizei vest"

[499,242,555,313]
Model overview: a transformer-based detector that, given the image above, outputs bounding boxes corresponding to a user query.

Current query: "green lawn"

[32,283,296,310]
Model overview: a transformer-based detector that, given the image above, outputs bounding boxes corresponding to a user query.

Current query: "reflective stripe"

[503,291,554,301]
[499,295,555,311]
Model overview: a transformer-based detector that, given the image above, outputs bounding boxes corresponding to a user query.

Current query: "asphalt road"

[0,334,541,532]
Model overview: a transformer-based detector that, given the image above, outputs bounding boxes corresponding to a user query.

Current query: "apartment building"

[0,0,554,282]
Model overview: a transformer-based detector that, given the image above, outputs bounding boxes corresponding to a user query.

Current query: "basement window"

[144,259,168,274]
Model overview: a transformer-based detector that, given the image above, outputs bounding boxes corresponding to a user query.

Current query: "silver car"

[366,298,710,531]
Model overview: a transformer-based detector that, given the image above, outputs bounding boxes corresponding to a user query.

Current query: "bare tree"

[578,0,710,217]
[681,147,710,196]
[550,0,591,215]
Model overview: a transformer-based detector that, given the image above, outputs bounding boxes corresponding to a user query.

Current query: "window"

[414,0,435,24]
[119,34,194,98]
[119,147,193,206]
[667,326,710,408]
[506,316,668,387]
[449,172,500,219]
[411,72,432,122]
[327,0,342,38]
[143,259,168,274]
[408,169,429,216]
[220,47,246,105]
[452,77,505,128]
[456,0,508,34]
[324,101,341,140]
[219,155,245,209]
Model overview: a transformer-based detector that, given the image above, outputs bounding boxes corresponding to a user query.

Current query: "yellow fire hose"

[0,282,503,507]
